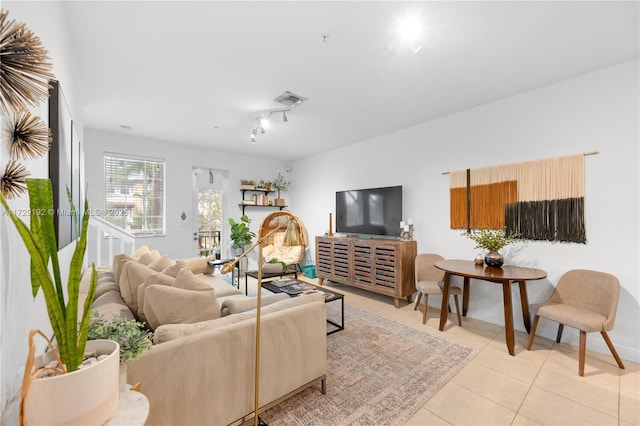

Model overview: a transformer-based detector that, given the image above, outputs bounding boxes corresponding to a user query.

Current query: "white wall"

[292,59,640,362]
[1,2,84,420]
[83,129,288,261]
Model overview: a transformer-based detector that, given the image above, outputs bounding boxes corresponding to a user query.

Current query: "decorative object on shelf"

[399,219,414,240]
[241,179,255,190]
[1,160,30,199]
[0,179,105,423]
[10,110,51,160]
[88,313,153,390]
[463,227,517,268]
[328,212,333,236]
[0,10,55,114]
[271,172,291,207]
[474,253,484,265]
[221,219,303,426]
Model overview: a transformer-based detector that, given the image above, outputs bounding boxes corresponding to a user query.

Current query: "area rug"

[260,303,477,425]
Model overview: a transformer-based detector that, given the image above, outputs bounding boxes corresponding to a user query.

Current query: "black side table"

[244,267,298,296]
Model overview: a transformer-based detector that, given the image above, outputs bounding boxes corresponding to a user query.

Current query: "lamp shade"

[282,221,301,246]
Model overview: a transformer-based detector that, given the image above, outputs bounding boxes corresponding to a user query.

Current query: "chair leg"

[422,294,429,324]
[579,331,587,376]
[601,331,626,370]
[556,324,564,343]
[453,295,462,326]
[414,293,422,311]
[526,315,540,350]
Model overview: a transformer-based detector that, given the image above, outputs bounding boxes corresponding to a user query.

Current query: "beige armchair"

[526,269,625,376]
[414,253,462,326]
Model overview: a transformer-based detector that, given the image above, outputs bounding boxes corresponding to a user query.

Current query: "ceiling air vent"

[274,91,307,108]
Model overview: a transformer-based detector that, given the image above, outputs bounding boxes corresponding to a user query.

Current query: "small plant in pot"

[463,227,518,267]
[0,178,120,425]
[271,173,291,207]
[88,313,153,390]
[263,257,287,274]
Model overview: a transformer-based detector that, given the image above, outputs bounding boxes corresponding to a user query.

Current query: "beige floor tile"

[510,414,543,425]
[405,407,453,425]
[424,382,517,425]
[620,391,640,425]
[519,387,618,425]
[543,344,621,389]
[533,365,619,417]
[451,360,531,411]
[471,342,543,384]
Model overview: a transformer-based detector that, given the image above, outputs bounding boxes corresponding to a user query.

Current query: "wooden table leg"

[502,280,515,356]
[462,277,470,316]
[518,280,531,333]
[439,272,452,331]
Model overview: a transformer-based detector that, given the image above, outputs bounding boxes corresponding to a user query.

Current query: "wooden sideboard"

[315,236,417,308]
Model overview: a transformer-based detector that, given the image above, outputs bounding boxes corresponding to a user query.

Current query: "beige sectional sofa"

[81,247,327,425]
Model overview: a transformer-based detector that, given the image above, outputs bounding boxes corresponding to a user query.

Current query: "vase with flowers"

[464,227,518,267]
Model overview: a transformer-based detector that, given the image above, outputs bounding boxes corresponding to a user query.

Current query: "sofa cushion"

[161,260,188,278]
[94,271,118,299]
[153,313,248,344]
[137,250,161,265]
[183,257,215,275]
[93,291,136,321]
[112,253,134,288]
[119,261,157,314]
[173,268,213,291]
[143,285,220,330]
[137,272,175,322]
[221,293,290,315]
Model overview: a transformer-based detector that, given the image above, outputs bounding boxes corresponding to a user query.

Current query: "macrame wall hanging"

[447,152,596,243]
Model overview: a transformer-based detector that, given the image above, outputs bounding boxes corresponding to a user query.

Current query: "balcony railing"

[86,216,136,268]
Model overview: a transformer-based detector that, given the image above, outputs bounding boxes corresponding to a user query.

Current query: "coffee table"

[244,267,298,295]
[262,280,345,335]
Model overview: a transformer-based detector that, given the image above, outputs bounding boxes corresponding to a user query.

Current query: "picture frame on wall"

[48,80,81,250]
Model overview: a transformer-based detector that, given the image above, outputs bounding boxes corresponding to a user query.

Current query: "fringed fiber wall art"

[448,153,596,243]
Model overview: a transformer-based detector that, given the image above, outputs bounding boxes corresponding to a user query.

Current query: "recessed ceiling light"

[396,14,423,53]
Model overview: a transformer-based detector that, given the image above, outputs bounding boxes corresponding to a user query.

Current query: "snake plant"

[0,178,97,372]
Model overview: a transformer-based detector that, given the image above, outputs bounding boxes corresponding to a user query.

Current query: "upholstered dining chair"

[526,269,626,376]
[414,253,462,326]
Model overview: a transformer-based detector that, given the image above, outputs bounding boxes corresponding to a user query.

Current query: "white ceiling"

[62,1,639,162]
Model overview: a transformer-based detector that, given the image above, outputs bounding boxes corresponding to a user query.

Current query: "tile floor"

[246,276,640,425]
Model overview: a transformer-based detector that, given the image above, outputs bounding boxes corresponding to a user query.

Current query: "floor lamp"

[221,219,302,426]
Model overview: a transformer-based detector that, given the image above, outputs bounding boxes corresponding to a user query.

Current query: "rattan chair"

[258,211,308,270]
[526,269,625,376]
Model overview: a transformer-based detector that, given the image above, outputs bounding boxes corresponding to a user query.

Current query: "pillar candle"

[329,213,333,236]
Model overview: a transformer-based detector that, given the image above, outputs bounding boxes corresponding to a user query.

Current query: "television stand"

[315,236,417,308]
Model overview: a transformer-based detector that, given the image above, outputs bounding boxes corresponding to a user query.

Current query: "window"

[104,153,165,235]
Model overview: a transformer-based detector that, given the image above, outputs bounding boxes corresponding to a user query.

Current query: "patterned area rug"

[260,303,477,425]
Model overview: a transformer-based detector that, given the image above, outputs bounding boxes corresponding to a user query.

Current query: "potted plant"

[263,257,287,274]
[463,227,518,267]
[88,313,153,390]
[0,178,120,425]
[240,179,255,190]
[271,173,291,207]
[228,214,256,251]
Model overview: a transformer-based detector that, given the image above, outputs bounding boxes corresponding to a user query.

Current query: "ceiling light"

[396,14,423,53]
[260,117,270,130]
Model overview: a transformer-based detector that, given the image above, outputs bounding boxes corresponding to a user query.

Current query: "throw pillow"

[119,261,157,315]
[153,314,247,344]
[148,255,173,272]
[143,285,220,330]
[137,272,175,322]
[137,250,161,265]
[173,268,213,291]
[161,260,188,278]
[112,253,134,287]
[132,245,150,258]
[183,257,214,275]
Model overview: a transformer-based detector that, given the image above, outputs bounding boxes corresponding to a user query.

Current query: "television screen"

[335,186,402,237]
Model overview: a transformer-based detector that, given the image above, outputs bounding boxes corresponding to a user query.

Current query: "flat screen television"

[335,185,402,237]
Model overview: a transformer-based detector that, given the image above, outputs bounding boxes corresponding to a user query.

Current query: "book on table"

[272,277,299,288]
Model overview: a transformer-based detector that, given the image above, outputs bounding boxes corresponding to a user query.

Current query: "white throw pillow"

[143,285,220,331]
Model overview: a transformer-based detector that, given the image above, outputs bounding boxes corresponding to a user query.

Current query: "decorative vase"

[262,263,285,274]
[474,254,484,265]
[484,251,504,267]
[275,198,285,207]
[24,339,120,425]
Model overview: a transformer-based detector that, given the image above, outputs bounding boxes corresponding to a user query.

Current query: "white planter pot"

[24,339,120,426]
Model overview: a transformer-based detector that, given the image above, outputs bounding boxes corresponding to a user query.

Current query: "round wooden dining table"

[434,259,547,356]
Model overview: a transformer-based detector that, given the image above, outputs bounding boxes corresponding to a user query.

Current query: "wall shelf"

[239,189,286,215]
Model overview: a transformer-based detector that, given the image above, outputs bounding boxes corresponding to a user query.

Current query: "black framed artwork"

[48,80,80,250]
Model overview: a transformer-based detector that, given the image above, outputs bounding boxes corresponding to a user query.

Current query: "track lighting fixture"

[282,111,288,122]
[249,107,295,144]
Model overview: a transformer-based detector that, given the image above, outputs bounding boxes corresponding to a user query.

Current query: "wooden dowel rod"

[441,151,599,175]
